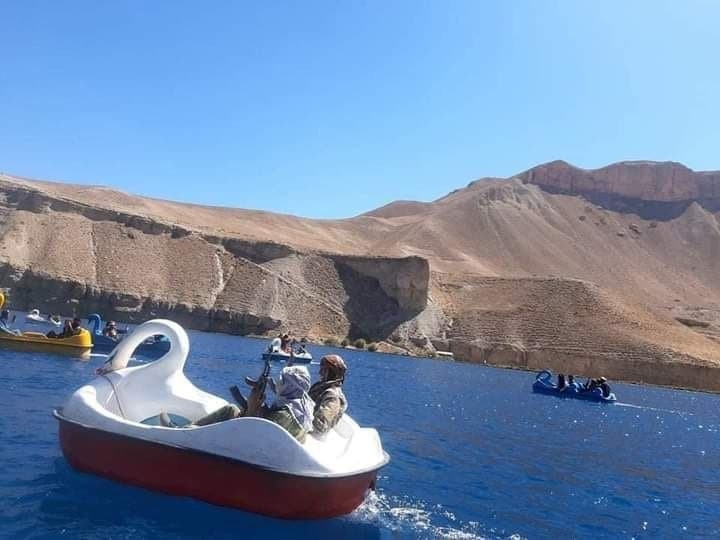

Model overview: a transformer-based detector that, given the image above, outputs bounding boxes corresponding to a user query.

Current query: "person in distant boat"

[280,333,291,353]
[597,377,612,398]
[582,377,607,393]
[0,309,21,335]
[47,320,72,338]
[103,321,119,339]
[160,365,315,442]
[48,318,83,339]
[567,374,579,390]
[267,335,282,353]
[309,354,348,434]
[557,373,568,392]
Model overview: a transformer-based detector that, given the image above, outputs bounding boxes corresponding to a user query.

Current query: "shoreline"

[241,332,720,395]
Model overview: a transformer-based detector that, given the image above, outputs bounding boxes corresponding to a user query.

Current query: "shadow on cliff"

[335,261,408,341]
[538,184,720,221]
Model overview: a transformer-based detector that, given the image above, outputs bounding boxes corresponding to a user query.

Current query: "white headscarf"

[271,365,315,432]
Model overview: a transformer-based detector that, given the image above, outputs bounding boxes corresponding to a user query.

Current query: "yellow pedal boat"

[0,293,92,355]
[0,328,92,351]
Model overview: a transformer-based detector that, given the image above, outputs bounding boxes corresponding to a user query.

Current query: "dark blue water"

[1,331,719,539]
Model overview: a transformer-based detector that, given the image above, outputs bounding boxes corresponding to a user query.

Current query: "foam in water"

[350,490,514,539]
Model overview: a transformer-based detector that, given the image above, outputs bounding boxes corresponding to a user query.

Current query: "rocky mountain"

[1,160,719,390]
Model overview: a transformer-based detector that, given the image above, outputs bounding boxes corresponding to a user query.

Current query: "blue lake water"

[1,330,719,539]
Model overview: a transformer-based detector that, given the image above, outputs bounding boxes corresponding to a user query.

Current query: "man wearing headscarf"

[264,365,316,441]
[166,365,315,442]
[309,354,348,434]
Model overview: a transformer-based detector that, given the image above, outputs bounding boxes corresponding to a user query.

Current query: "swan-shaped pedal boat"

[25,308,61,326]
[261,337,313,364]
[54,319,389,519]
[532,370,617,403]
[86,313,170,358]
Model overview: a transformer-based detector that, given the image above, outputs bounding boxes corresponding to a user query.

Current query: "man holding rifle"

[160,354,348,441]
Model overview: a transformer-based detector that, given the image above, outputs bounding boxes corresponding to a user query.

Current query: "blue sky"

[1,1,718,218]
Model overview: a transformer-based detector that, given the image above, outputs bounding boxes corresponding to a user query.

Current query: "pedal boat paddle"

[54,319,389,519]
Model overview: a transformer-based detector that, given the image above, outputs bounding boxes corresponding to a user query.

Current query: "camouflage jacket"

[308,381,347,434]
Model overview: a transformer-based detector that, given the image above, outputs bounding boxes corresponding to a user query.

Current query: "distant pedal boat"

[86,313,170,358]
[25,309,61,327]
[532,370,617,403]
[262,337,313,364]
[0,327,92,353]
[261,350,313,364]
[54,320,388,519]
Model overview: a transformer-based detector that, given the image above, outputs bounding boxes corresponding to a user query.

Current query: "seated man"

[280,333,291,353]
[598,377,612,398]
[0,309,20,335]
[66,318,83,337]
[161,365,315,442]
[309,354,348,434]
[0,309,10,328]
[103,321,119,339]
[47,319,74,339]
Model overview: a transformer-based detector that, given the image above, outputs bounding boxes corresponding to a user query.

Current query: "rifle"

[250,354,272,395]
[230,355,272,414]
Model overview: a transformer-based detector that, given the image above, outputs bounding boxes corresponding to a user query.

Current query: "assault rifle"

[229,355,272,414]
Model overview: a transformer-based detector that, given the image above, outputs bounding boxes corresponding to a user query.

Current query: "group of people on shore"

[556,373,612,397]
[160,354,348,442]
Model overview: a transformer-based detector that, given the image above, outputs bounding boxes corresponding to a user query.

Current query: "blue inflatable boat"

[86,314,171,358]
[532,370,617,403]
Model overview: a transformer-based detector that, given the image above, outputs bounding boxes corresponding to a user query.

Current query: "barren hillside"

[1,160,719,390]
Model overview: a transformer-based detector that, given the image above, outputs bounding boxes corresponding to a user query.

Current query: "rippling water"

[1,331,718,539]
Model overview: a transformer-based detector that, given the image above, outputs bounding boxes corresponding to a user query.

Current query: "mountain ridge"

[1,160,719,390]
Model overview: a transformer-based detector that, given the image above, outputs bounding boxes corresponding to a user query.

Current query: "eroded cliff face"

[0,179,430,340]
[519,160,720,219]
[520,160,720,202]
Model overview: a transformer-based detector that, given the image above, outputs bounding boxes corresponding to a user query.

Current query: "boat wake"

[614,402,692,416]
[351,491,520,539]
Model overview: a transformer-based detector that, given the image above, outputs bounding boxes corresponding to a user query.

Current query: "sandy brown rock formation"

[1,160,720,390]
[520,160,720,202]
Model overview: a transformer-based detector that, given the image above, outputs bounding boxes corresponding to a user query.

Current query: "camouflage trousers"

[193,404,243,426]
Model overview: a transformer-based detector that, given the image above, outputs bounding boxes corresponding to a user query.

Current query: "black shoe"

[229,385,248,410]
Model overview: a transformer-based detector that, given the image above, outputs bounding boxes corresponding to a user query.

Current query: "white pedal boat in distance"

[262,337,313,364]
[54,319,389,519]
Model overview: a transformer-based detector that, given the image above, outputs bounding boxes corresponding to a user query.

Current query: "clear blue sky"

[1,1,718,218]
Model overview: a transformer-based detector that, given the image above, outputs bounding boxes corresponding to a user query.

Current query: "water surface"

[1,331,718,538]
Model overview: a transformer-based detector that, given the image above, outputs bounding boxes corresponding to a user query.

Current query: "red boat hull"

[57,415,383,519]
